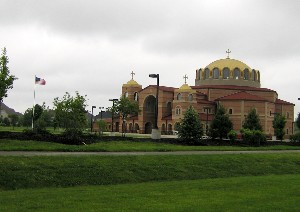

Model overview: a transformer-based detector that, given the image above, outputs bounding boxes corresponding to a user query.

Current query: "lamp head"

[149,74,158,78]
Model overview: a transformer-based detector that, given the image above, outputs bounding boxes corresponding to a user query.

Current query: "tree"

[296,112,300,129]
[53,91,88,135]
[272,114,286,141]
[3,117,10,126]
[0,47,16,117]
[8,114,19,129]
[97,119,107,135]
[113,97,139,137]
[178,106,203,144]
[243,108,262,131]
[209,104,233,141]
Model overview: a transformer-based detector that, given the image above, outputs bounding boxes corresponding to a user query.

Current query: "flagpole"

[32,75,36,129]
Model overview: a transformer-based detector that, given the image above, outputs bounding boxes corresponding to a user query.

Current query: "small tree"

[178,106,203,144]
[296,112,300,129]
[0,47,16,117]
[113,97,139,137]
[243,108,262,131]
[8,114,19,129]
[97,119,107,135]
[209,105,233,141]
[272,114,286,141]
[53,91,88,136]
[3,117,10,126]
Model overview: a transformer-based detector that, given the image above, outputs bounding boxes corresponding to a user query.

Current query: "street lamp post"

[90,106,96,132]
[99,107,104,120]
[109,99,118,136]
[149,74,161,139]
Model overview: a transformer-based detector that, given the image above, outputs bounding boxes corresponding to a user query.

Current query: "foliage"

[3,117,10,126]
[0,47,16,113]
[97,119,107,135]
[289,132,300,142]
[8,114,18,129]
[272,114,286,141]
[112,97,139,137]
[240,128,266,146]
[178,106,203,144]
[243,108,262,131]
[53,91,88,136]
[209,105,233,141]
[227,130,237,143]
[296,112,300,129]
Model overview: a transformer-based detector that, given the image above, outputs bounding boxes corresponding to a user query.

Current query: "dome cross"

[130,71,135,80]
[183,74,188,84]
[226,49,231,59]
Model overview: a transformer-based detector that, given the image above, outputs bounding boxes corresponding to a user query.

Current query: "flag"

[35,76,46,85]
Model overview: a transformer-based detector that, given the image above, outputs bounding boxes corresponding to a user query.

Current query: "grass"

[0,174,299,211]
[1,153,300,190]
[1,139,300,152]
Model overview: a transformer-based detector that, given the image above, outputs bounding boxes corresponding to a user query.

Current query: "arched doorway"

[145,122,152,134]
[143,95,156,133]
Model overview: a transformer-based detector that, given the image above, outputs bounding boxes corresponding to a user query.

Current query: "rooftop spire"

[226,49,231,59]
[130,71,135,80]
[183,74,188,84]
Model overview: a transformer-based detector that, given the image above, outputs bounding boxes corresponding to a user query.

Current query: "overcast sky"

[1,0,300,116]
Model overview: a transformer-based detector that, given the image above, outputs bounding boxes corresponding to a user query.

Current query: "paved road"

[0,150,299,156]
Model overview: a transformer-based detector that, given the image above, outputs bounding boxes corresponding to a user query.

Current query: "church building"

[118,53,295,138]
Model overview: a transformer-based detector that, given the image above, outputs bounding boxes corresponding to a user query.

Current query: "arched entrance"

[143,95,156,133]
[145,122,152,134]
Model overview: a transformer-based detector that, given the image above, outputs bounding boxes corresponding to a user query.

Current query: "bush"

[227,130,237,143]
[240,128,266,146]
[290,132,300,142]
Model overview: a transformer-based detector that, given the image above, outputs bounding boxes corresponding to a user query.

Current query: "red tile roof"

[191,85,275,93]
[275,99,295,105]
[141,85,176,92]
[216,91,268,101]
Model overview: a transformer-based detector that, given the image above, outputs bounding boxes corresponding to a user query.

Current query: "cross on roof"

[183,74,188,84]
[130,71,135,80]
[226,49,231,59]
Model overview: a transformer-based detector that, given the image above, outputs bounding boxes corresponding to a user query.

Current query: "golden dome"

[123,79,141,87]
[206,58,251,71]
[178,83,192,91]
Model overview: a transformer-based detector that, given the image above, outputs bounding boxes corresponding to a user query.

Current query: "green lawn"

[1,139,300,152]
[1,153,300,190]
[0,174,299,211]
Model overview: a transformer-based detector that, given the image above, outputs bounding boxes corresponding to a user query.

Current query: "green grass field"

[1,139,300,152]
[1,174,299,211]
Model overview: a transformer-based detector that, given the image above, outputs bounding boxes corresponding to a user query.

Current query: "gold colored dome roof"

[178,83,192,91]
[123,79,141,87]
[206,58,251,70]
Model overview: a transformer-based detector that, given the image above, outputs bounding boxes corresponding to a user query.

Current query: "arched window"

[234,68,240,79]
[286,128,289,135]
[134,92,138,101]
[223,68,230,79]
[124,92,128,98]
[177,93,182,100]
[204,68,210,79]
[244,69,249,80]
[175,106,181,115]
[257,71,260,82]
[252,70,257,81]
[188,94,193,101]
[213,68,219,79]
[229,108,233,114]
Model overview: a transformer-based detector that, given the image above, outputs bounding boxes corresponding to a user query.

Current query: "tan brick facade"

[116,58,294,138]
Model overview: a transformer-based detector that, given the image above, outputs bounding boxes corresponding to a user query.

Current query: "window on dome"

[124,92,128,98]
[213,68,219,79]
[177,93,182,100]
[244,69,249,80]
[234,68,240,79]
[204,68,210,79]
[252,70,257,81]
[188,94,193,101]
[223,68,230,79]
